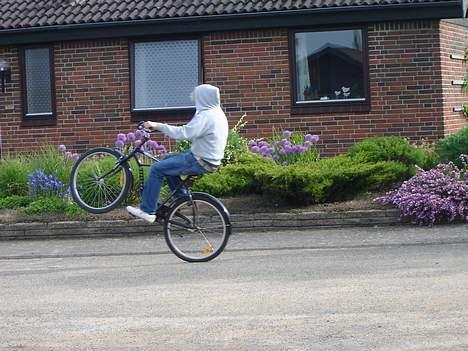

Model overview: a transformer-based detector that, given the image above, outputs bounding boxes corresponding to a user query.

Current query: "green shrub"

[20,196,86,217]
[21,196,67,215]
[223,127,249,166]
[192,154,278,197]
[0,195,34,209]
[28,146,74,184]
[436,127,468,168]
[348,136,433,169]
[193,154,412,205]
[0,146,74,198]
[261,156,411,205]
[0,158,29,197]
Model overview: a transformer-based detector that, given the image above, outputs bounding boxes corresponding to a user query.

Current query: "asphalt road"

[0,224,467,351]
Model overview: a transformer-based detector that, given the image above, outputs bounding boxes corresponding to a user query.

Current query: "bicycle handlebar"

[137,121,158,134]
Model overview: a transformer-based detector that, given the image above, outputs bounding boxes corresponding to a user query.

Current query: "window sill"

[21,115,56,126]
[291,100,370,115]
[131,108,195,122]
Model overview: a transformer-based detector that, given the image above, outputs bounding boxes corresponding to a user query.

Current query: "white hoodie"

[157,84,229,165]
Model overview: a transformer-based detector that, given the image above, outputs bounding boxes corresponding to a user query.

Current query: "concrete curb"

[0,209,401,240]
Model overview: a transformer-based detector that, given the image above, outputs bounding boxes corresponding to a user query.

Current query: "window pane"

[295,30,364,102]
[134,40,199,109]
[25,48,52,114]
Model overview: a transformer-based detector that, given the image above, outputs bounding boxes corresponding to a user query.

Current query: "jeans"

[140,151,207,214]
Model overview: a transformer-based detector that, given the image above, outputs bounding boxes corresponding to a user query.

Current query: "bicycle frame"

[109,133,197,219]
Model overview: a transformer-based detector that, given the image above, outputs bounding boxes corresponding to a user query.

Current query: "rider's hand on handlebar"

[144,121,160,130]
[138,121,161,132]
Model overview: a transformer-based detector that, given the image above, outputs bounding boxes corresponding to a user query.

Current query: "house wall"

[0,20,455,156]
[439,21,468,135]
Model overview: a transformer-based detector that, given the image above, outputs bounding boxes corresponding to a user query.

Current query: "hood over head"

[193,84,221,111]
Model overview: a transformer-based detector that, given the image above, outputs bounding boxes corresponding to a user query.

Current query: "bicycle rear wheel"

[164,192,231,262]
[70,147,132,214]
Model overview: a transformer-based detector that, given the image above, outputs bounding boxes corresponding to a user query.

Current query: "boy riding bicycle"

[126,84,229,223]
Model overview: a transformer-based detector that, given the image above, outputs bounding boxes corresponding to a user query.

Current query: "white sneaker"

[126,206,156,223]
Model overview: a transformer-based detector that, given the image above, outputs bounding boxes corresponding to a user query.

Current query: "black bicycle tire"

[69,147,132,214]
[164,192,232,263]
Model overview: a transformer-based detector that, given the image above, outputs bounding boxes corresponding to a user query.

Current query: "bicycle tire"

[164,192,232,263]
[70,147,132,214]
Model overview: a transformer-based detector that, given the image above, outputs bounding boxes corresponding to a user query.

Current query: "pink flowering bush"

[375,158,468,225]
[249,130,320,165]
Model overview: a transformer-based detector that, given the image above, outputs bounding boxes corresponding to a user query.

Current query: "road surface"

[0,224,467,350]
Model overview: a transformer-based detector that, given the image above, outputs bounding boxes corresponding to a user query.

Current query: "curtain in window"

[295,34,311,102]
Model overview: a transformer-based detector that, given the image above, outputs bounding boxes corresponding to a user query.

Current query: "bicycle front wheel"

[70,147,132,214]
[164,192,232,262]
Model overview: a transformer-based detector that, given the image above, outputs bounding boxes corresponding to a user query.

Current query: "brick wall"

[0,40,133,155]
[439,21,468,135]
[0,20,459,156]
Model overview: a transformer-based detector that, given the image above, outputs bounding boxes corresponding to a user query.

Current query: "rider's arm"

[145,115,206,141]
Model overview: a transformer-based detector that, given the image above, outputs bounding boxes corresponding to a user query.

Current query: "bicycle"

[69,124,232,262]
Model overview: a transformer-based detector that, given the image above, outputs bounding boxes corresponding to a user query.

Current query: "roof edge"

[0,1,464,45]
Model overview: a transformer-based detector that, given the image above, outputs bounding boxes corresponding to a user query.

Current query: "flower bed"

[0,121,466,226]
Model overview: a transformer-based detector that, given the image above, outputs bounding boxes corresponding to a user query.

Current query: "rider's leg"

[165,175,188,199]
[140,151,206,215]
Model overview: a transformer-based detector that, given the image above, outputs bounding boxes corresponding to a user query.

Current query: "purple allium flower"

[310,135,319,143]
[65,151,73,159]
[156,145,167,154]
[72,153,80,160]
[127,132,136,142]
[149,140,160,150]
[117,133,127,142]
[248,140,257,147]
[58,144,66,153]
[258,141,270,148]
[304,141,311,148]
[251,146,260,153]
[115,140,124,148]
[279,149,287,155]
[135,130,144,138]
[273,155,280,162]
[134,140,142,148]
[283,130,292,138]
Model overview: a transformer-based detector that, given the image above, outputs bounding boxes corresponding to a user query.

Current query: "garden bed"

[0,193,390,224]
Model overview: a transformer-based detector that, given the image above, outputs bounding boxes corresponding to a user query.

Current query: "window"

[21,46,55,124]
[131,39,201,116]
[291,28,369,113]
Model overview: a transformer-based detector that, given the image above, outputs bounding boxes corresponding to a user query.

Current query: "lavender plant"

[28,169,66,198]
[375,158,467,225]
[249,130,319,165]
